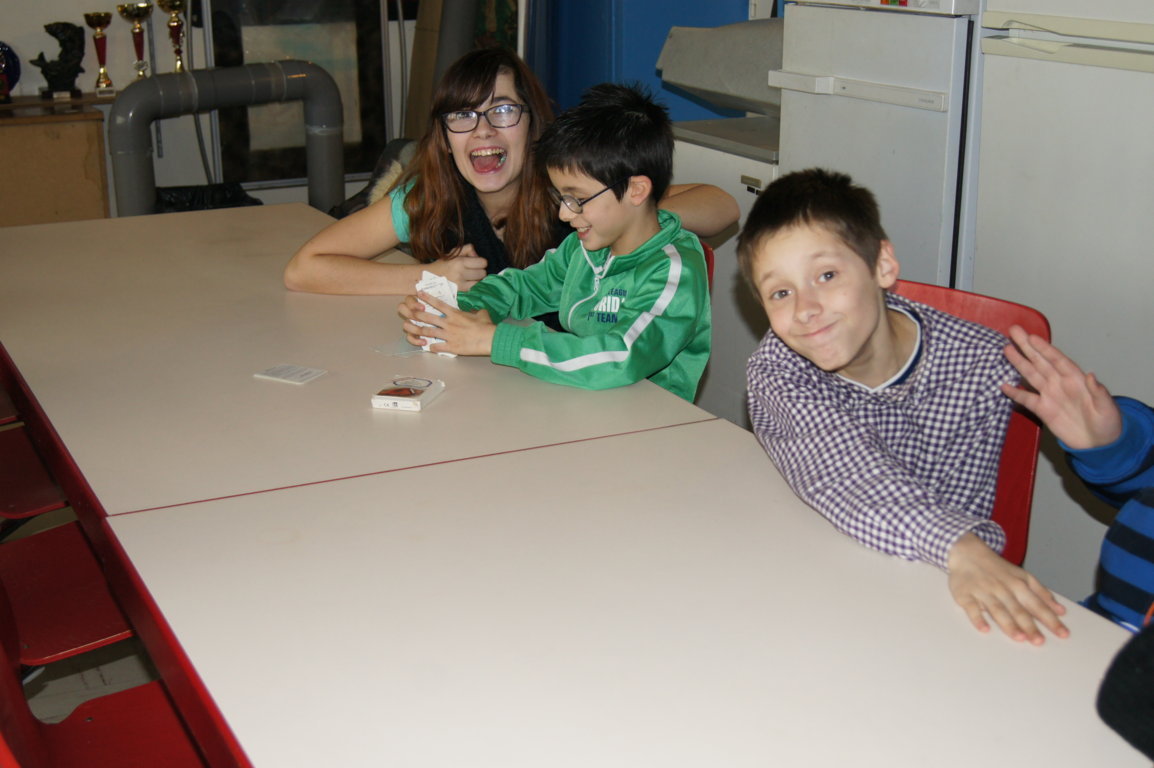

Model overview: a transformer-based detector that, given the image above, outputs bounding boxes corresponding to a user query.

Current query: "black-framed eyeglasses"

[441,103,529,133]
[549,178,629,215]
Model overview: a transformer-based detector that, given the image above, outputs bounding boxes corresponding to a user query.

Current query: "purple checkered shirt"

[747,292,1013,570]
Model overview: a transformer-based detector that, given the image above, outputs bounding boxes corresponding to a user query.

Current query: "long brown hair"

[395,48,556,269]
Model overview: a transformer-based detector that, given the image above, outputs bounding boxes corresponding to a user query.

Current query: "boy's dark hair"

[1098,621,1154,761]
[535,82,673,205]
[737,168,889,291]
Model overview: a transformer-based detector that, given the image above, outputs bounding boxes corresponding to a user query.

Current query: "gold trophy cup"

[156,0,186,73]
[83,12,115,94]
[117,3,153,79]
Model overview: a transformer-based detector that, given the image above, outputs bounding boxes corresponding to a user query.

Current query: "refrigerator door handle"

[765,70,835,95]
[982,36,1154,74]
[982,11,1154,46]
[767,69,947,112]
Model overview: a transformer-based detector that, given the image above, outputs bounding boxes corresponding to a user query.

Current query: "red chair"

[701,243,715,289]
[0,362,132,669]
[2,377,67,541]
[0,522,133,667]
[0,582,206,768]
[892,280,1050,566]
[0,427,68,541]
[0,389,16,427]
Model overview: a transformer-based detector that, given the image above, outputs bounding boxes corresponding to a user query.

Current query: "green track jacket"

[457,210,711,402]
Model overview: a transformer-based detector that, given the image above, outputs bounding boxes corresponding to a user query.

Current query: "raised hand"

[1002,325,1122,451]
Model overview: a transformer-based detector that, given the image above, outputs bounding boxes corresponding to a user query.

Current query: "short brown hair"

[737,169,888,292]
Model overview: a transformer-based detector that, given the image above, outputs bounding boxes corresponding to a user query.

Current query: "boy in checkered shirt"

[740,168,1069,644]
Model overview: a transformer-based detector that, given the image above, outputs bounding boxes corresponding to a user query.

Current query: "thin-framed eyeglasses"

[549,178,629,215]
[441,103,529,133]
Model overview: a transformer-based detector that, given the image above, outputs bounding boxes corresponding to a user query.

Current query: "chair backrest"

[0,387,16,427]
[0,583,50,767]
[701,243,715,289]
[0,579,201,768]
[891,280,1050,566]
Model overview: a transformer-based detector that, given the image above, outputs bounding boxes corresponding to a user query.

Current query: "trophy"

[84,12,115,95]
[156,0,185,73]
[116,3,153,79]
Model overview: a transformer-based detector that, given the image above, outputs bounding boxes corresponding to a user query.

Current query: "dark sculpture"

[30,22,86,96]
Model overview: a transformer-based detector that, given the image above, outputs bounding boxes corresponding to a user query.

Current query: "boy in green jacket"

[398,83,712,402]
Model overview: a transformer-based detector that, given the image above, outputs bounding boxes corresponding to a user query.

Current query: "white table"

[0,206,711,514]
[108,419,1144,767]
[3,206,1144,766]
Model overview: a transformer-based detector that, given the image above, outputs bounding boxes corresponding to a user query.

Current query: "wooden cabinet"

[0,100,110,227]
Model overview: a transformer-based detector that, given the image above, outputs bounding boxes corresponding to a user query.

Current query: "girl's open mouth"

[470,147,506,173]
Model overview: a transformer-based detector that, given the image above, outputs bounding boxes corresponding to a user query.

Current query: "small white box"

[371,376,445,412]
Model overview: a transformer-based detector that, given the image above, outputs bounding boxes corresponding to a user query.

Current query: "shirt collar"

[837,306,923,394]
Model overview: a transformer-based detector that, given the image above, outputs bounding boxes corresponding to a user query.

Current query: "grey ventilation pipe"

[108,60,344,217]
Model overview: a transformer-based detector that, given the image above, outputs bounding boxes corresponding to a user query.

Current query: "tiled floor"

[9,507,156,724]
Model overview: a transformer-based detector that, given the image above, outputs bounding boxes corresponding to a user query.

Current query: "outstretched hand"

[1001,325,1122,451]
[947,533,1068,644]
[398,291,496,356]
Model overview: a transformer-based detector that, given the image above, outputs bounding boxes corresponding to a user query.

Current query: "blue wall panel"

[537,0,749,119]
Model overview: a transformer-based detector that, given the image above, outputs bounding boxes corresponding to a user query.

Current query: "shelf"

[0,93,117,118]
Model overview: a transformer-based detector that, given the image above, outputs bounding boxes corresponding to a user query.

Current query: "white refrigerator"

[971,0,1154,597]
[769,0,980,286]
